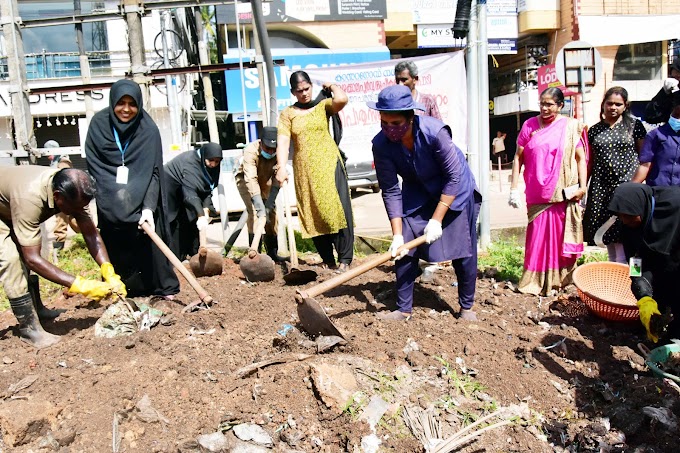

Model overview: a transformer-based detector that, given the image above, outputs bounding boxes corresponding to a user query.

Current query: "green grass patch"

[577,250,608,265]
[478,239,524,283]
[0,234,100,312]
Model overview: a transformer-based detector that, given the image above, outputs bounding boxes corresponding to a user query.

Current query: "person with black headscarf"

[608,182,680,342]
[85,79,180,298]
[643,59,680,124]
[164,142,222,260]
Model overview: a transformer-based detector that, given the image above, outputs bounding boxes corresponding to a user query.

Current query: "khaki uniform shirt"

[0,165,79,247]
[234,140,278,199]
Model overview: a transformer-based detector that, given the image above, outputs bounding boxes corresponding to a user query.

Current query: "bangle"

[438,200,451,208]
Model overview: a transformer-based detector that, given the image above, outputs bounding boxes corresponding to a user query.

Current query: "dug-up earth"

[0,254,678,452]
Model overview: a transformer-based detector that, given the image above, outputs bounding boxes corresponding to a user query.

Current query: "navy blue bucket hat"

[367,85,425,112]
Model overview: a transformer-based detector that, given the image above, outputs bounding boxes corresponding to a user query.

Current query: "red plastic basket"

[572,262,639,322]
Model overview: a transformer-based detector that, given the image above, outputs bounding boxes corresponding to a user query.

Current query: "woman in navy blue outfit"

[368,85,481,321]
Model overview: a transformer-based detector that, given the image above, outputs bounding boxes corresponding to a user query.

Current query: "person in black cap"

[164,142,223,260]
[644,59,680,124]
[235,127,283,262]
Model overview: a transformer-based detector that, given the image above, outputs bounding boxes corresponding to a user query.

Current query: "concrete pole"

[466,0,480,185]
[477,0,490,249]
[161,10,182,149]
[74,0,94,126]
[0,0,37,161]
[123,0,150,102]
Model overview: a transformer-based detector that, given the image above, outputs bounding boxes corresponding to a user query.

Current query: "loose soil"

[0,255,678,452]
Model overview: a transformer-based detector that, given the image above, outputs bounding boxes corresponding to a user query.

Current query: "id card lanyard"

[630,196,656,277]
[113,128,130,184]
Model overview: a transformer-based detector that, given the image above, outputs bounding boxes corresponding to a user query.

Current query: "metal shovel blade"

[298,296,346,339]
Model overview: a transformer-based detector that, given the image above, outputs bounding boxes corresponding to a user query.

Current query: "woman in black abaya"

[85,79,180,298]
[608,182,680,341]
[164,142,222,260]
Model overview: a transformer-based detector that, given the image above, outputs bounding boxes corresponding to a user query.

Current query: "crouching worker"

[235,126,283,262]
[608,182,680,342]
[0,166,125,349]
[367,85,481,321]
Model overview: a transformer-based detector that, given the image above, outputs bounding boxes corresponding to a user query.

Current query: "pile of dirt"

[0,257,678,452]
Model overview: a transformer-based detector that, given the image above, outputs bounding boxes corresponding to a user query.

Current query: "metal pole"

[234,0,250,143]
[250,0,277,126]
[1,0,36,161]
[251,19,269,127]
[466,0,480,184]
[74,0,94,144]
[477,0,490,249]
[161,10,182,149]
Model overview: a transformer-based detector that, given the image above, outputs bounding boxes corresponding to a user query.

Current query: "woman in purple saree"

[509,88,589,296]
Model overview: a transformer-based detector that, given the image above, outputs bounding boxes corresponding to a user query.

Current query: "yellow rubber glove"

[637,296,661,343]
[101,262,127,297]
[69,276,112,301]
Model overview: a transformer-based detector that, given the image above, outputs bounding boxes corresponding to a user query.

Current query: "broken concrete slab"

[309,363,359,412]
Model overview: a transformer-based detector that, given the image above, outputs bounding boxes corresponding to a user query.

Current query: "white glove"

[508,188,521,208]
[196,216,210,231]
[138,208,155,232]
[663,77,679,94]
[388,234,408,260]
[424,219,443,244]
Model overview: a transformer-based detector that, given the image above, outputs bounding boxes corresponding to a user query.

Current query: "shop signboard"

[215,0,386,24]
[223,47,390,114]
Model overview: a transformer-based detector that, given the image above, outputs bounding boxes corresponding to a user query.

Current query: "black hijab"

[164,143,222,222]
[199,142,223,185]
[85,79,165,225]
[608,182,680,256]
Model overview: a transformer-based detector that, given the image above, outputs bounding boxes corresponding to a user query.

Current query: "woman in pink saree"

[508,88,589,295]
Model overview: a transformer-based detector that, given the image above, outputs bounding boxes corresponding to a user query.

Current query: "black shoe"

[9,293,61,349]
[53,241,65,250]
[28,275,65,320]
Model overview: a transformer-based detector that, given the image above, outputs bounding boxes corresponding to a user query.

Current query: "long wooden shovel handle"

[283,180,299,266]
[248,217,266,258]
[198,228,208,257]
[298,235,427,299]
[140,221,213,304]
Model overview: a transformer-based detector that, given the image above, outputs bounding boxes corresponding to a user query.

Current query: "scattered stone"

[233,423,273,446]
[54,427,77,446]
[229,438,270,453]
[406,350,429,368]
[196,431,230,452]
[2,357,13,365]
[361,433,381,453]
[37,431,60,450]
[280,429,305,447]
[309,363,359,412]
[0,399,61,446]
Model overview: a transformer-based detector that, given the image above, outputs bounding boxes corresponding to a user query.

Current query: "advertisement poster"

[301,52,467,162]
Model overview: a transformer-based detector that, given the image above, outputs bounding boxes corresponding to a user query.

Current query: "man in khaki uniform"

[235,127,281,262]
[0,166,124,349]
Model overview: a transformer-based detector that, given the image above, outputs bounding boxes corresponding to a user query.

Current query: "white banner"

[301,52,467,164]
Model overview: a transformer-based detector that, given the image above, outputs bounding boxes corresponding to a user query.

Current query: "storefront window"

[613,42,662,81]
